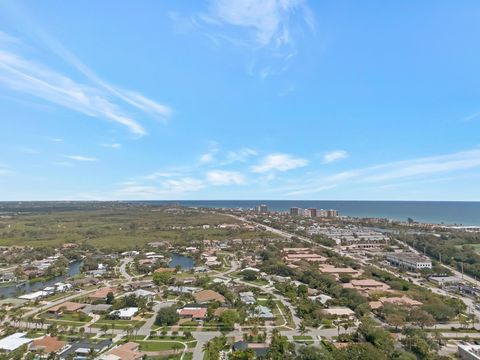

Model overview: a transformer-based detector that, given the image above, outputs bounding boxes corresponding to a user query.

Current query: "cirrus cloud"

[252,153,308,173]
[207,170,246,185]
[322,150,349,164]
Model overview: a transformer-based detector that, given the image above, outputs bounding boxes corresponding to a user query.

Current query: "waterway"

[0,260,83,299]
[169,252,195,269]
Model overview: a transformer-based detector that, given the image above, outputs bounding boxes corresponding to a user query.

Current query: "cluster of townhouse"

[282,247,327,267]
[307,225,389,247]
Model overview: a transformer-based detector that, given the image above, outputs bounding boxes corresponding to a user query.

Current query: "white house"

[0,333,32,353]
[109,307,138,320]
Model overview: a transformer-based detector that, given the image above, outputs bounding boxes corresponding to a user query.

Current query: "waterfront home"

[89,287,118,301]
[0,273,16,283]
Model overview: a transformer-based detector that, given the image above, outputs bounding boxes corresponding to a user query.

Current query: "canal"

[0,259,83,299]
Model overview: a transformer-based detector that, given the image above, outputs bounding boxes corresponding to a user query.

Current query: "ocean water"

[144,200,480,226]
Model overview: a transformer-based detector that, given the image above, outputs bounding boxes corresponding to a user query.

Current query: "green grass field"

[0,206,270,249]
[136,340,194,351]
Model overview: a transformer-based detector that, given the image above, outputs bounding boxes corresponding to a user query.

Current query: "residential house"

[177,307,207,321]
[193,290,225,304]
[239,292,256,305]
[98,342,142,360]
[109,307,138,320]
[89,287,118,301]
[251,305,274,320]
[30,336,66,355]
[58,339,112,359]
[0,333,32,353]
[322,307,356,319]
[48,301,87,315]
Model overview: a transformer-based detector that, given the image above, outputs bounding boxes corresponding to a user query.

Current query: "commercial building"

[386,253,432,271]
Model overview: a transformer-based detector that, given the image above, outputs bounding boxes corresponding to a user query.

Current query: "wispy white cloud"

[199,141,219,164]
[322,150,349,164]
[252,153,308,173]
[286,184,337,196]
[279,148,480,196]
[190,0,315,78]
[362,149,480,183]
[65,155,97,162]
[207,170,246,185]
[143,171,183,180]
[206,0,313,48]
[100,143,121,149]
[0,164,11,176]
[463,111,480,122]
[223,148,257,164]
[0,50,147,136]
[0,31,19,44]
[117,177,204,198]
[200,153,216,163]
[0,30,172,136]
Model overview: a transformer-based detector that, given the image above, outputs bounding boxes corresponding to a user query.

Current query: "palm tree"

[202,341,213,359]
[172,343,183,353]
[87,348,96,360]
[134,322,142,338]
[100,324,109,335]
[126,325,134,339]
[298,321,307,337]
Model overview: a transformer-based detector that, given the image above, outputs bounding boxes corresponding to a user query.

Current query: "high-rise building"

[318,209,328,218]
[290,207,301,216]
[307,208,317,217]
[327,209,338,218]
[256,204,268,213]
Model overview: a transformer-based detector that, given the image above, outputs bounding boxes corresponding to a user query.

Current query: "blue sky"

[1,0,480,201]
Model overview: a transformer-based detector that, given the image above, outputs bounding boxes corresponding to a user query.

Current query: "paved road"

[137,301,176,336]
[22,287,99,319]
[192,331,220,360]
[119,257,134,282]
